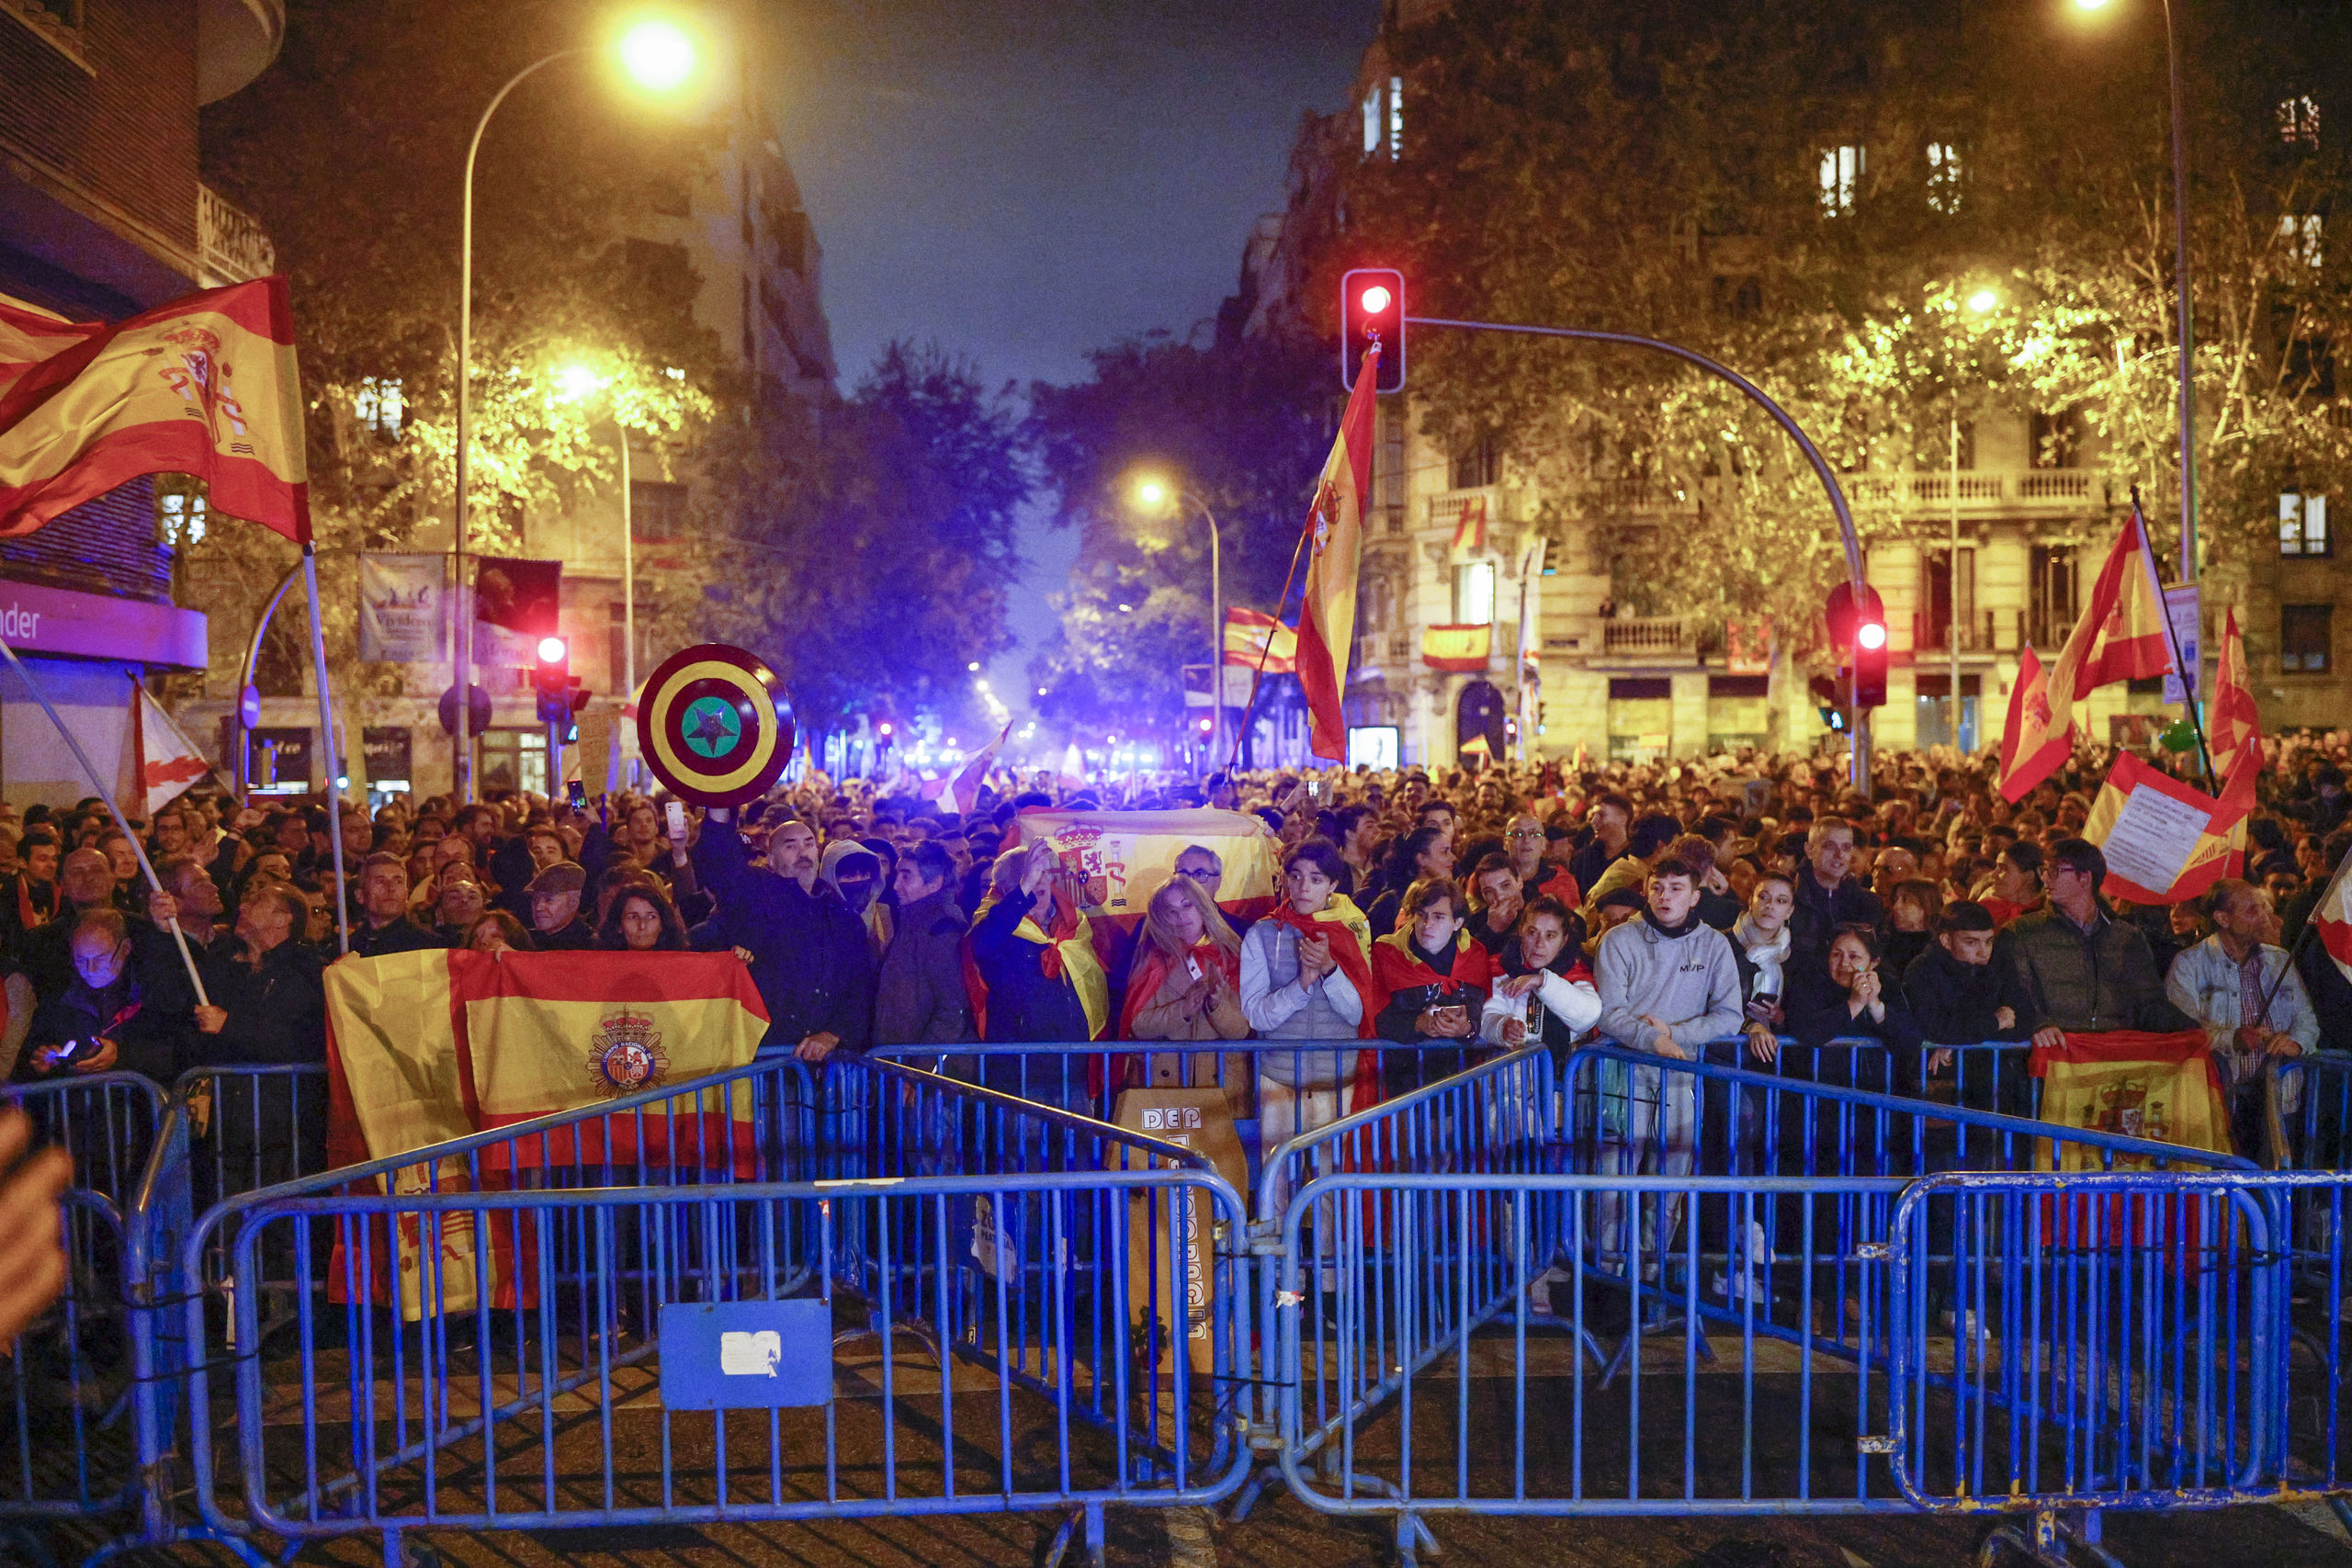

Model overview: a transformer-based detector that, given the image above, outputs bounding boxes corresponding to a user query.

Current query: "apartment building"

[0,0,283,804]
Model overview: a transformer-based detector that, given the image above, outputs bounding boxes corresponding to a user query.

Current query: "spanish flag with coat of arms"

[325,950,768,1318]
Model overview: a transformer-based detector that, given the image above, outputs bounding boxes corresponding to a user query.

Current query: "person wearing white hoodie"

[1589,845,1744,1293]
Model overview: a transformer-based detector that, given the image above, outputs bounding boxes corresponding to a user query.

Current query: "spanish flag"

[326,949,771,1179]
[2209,607,2260,760]
[1295,349,1379,760]
[1998,508,2176,801]
[0,277,309,542]
[1222,606,1298,672]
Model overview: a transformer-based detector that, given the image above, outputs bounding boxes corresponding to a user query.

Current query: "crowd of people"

[0,733,2343,1184]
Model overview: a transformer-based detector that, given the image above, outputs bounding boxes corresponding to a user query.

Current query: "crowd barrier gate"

[172,1054,1247,1568]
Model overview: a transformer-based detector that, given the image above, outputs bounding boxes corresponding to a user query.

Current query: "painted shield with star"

[635,642,797,807]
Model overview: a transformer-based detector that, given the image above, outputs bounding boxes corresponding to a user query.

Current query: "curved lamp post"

[1130,476,1224,770]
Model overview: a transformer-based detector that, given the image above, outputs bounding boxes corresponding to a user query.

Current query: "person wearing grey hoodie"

[1589,844,1744,1291]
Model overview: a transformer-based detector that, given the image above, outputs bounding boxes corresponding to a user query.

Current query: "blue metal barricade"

[0,1075,163,1550]
[177,1054,1248,1568]
[1238,1043,2256,1564]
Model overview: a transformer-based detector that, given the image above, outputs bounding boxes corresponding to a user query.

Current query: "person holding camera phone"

[23,908,185,1082]
[1371,876,1500,1096]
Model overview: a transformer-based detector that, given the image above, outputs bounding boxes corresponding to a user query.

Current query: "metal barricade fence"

[175,1054,1248,1568]
[0,1074,162,1550]
[1238,1042,2255,1566]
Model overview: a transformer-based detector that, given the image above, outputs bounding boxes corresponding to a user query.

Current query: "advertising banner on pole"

[356,553,448,664]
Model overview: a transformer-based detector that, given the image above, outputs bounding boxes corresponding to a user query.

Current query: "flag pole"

[1224,523,1311,775]
[0,637,209,1005]
[300,544,351,953]
[2130,484,2216,792]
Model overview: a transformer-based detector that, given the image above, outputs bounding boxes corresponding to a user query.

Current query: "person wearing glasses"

[1997,839,2189,1045]
[1503,813,1579,908]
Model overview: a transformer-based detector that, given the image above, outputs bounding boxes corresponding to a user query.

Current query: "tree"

[1027,331,1333,738]
[1306,0,2352,660]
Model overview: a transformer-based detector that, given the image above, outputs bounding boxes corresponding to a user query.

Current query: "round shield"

[634,643,796,807]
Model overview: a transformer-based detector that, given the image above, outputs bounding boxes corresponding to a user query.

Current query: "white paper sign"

[719,1329,781,1377]
[2099,784,2211,895]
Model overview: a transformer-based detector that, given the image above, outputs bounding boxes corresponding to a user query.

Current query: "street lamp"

[452,17,699,801]
[2066,0,2197,587]
[1126,471,1225,770]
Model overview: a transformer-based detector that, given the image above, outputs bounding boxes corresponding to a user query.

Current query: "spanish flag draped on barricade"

[2031,1028,2232,1250]
[323,950,768,1318]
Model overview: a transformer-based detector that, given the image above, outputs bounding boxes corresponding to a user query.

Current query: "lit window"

[1387,75,1403,161]
[155,482,206,547]
[356,377,404,440]
[1818,144,1863,214]
[1363,85,1382,155]
[1453,561,1495,625]
[2280,211,2325,267]
[1926,141,1962,213]
[2279,95,2322,149]
[2281,491,2331,557]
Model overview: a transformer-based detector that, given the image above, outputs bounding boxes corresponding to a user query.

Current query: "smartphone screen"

[664,800,687,840]
[566,780,586,807]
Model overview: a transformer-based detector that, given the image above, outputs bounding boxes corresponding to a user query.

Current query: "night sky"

[770,0,1378,710]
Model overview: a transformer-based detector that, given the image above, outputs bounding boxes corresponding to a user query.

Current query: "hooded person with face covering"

[820,840,890,960]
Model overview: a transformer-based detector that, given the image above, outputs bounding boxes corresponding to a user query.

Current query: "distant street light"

[1125,470,1225,766]
[1966,288,1999,313]
[452,17,701,801]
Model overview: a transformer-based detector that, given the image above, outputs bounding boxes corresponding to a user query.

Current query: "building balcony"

[198,184,276,287]
[1561,468,2109,521]
[1911,610,2000,655]
[1600,615,1690,656]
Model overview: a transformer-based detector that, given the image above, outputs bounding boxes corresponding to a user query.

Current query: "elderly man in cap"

[527,862,596,950]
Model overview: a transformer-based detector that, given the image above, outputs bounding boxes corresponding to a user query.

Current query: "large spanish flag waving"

[1295,349,1379,760]
[1998,507,2176,801]
[0,277,309,542]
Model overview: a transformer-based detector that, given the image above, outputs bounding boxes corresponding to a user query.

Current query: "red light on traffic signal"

[1857,621,1887,651]
[1340,267,1406,393]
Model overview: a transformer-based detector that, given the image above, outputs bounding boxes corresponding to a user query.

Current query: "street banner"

[1420,624,1491,671]
[2081,747,2252,904]
[2210,607,2260,759]
[2161,583,2200,705]
[0,277,309,542]
[121,677,214,818]
[1999,508,2176,801]
[468,557,560,668]
[357,552,448,663]
[1724,616,1773,676]
[1222,607,1297,671]
[1295,348,1378,760]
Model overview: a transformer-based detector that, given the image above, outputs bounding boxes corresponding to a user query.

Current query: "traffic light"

[1340,267,1406,392]
[1808,675,1848,731]
[533,636,570,724]
[1852,612,1889,708]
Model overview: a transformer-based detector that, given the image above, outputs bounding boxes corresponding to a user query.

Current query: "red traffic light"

[1822,581,1885,650]
[1856,620,1887,650]
[537,636,567,664]
[1340,266,1406,393]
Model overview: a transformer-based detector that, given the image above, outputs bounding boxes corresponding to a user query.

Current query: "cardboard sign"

[1113,1086,1245,1376]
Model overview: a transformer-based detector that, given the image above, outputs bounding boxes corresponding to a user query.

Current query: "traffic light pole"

[548,717,564,800]
[1407,316,1871,795]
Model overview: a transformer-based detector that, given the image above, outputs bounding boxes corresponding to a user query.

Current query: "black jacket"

[967,887,1089,1044]
[194,940,329,1066]
[1789,984,1928,1092]
[347,915,447,959]
[1790,863,1885,955]
[22,969,185,1083]
[876,890,973,1046]
[1902,943,2029,1045]
[692,820,876,1052]
[532,915,597,952]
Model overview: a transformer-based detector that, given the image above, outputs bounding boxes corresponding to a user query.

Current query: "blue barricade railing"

[1,1072,164,1205]
[1230,1041,2260,1563]
[173,1053,1247,1568]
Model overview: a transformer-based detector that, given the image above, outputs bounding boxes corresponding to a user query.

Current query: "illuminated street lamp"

[452,17,701,800]
[1127,471,1224,767]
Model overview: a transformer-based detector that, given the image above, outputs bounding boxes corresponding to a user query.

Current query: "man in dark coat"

[526,862,598,951]
[191,883,331,1190]
[346,853,447,958]
[692,813,875,1060]
[21,908,187,1085]
[875,840,973,1046]
[1790,819,1886,954]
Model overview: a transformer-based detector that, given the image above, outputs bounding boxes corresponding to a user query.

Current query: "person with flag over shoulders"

[966,839,1104,1107]
[1240,838,1377,1173]
[1371,874,1500,1095]
[692,810,874,1063]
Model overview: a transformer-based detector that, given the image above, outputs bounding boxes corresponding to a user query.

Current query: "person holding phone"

[1371,876,1499,1093]
[1240,839,1376,1184]
[23,908,184,1082]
